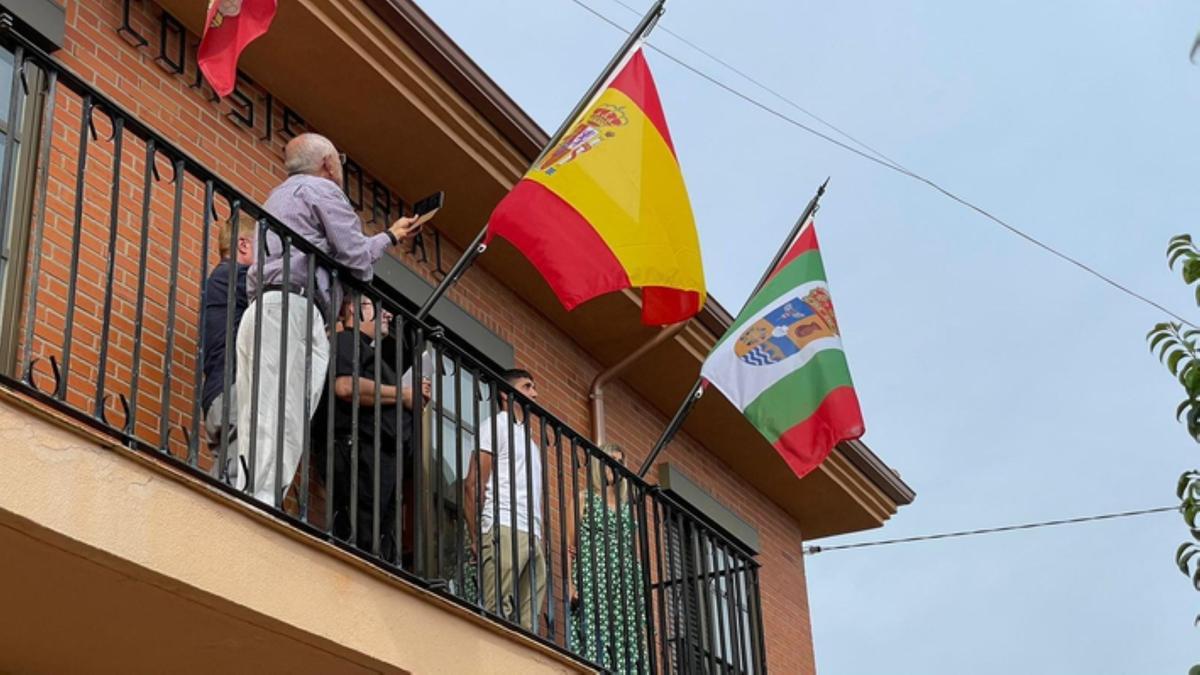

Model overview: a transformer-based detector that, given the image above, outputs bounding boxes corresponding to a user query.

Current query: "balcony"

[0,19,767,675]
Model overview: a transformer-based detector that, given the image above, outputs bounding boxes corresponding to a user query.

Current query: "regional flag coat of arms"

[701,220,864,478]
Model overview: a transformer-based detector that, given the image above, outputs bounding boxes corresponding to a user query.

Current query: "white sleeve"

[478,411,500,455]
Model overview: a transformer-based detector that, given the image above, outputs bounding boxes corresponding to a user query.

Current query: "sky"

[416,1,1200,672]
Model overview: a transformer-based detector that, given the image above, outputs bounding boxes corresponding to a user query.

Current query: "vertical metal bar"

[727,547,747,674]
[696,528,718,674]
[91,115,126,419]
[215,200,240,478]
[157,157,185,454]
[522,403,537,635]
[412,328,426,572]
[567,436,584,658]
[349,286,361,541]
[471,368,483,599]
[371,291,383,556]
[583,445,602,665]
[433,340,445,576]
[749,565,767,674]
[187,180,215,467]
[393,311,406,565]
[709,535,729,674]
[658,499,678,673]
[126,139,158,436]
[452,352,464,593]
[506,394,521,628]
[0,46,27,284]
[299,261,316,519]
[55,93,95,399]
[488,376,501,613]
[651,495,670,675]
[635,486,657,674]
[19,68,57,382]
[598,450,617,669]
[245,213,266,495]
[323,269,339,532]
[538,416,553,640]
[272,235,292,509]
[553,426,569,646]
[615,469,633,672]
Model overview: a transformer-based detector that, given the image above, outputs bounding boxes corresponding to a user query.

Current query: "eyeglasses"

[337,152,347,166]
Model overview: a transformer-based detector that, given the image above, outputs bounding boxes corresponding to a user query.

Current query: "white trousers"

[235,292,329,506]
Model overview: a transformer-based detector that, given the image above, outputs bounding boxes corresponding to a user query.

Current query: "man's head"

[218,218,256,265]
[500,368,537,410]
[283,133,345,186]
[339,296,392,339]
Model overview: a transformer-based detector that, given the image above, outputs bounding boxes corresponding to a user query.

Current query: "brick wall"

[10,1,816,672]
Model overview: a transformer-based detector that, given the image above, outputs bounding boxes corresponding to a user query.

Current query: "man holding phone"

[236,132,425,507]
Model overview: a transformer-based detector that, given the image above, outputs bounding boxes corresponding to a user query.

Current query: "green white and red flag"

[700,218,864,478]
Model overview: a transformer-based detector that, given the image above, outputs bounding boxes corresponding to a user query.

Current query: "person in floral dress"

[567,443,648,673]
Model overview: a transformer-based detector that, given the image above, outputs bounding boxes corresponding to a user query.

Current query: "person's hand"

[389,215,421,242]
[421,378,433,406]
[401,385,414,410]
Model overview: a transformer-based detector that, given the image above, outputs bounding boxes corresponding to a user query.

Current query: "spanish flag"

[487,48,706,325]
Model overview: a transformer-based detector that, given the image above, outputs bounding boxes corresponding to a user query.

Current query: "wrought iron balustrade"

[0,19,766,675]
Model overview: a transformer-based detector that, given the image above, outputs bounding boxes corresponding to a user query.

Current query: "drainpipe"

[590,321,688,444]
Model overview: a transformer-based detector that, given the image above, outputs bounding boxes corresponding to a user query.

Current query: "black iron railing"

[0,18,766,675]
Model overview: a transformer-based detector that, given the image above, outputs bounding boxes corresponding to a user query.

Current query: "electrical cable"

[802,505,1178,555]
[567,0,1198,328]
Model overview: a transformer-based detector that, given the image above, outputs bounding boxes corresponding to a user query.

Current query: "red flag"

[197,0,278,98]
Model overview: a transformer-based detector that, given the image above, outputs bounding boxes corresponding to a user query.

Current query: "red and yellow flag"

[487,48,706,325]
[198,0,278,98]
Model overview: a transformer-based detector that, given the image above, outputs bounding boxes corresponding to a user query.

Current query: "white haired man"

[235,133,421,506]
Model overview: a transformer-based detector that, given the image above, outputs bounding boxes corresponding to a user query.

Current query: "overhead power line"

[802,505,1178,555]
[568,0,1198,328]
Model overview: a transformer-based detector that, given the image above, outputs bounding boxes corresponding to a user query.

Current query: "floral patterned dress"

[569,492,648,673]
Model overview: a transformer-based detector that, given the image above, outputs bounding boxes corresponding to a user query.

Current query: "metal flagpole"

[416,0,668,322]
[637,178,829,477]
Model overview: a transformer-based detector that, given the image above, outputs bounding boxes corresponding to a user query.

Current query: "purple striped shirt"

[249,173,391,317]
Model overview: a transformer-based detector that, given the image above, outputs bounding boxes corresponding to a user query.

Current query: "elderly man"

[235,133,420,506]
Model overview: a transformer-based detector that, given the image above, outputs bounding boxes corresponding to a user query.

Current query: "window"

[660,508,763,674]
[0,45,48,373]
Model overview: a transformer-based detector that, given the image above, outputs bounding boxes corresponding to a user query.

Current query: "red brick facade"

[15,2,816,672]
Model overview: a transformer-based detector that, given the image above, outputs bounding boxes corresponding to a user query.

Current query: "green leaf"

[1169,233,1194,250]
[1150,331,1175,353]
[1149,322,1172,339]
[1178,544,1199,574]
[1171,350,1188,375]
[1186,370,1200,398]
[1181,471,1196,498]
[1187,664,1200,675]
[1188,406,1200,440]
[1160,340,1181,361]
[1171,247,1197,268]
[1179,400,1194,423]
[1186,502,1200,527]
[1184,259,1200,284]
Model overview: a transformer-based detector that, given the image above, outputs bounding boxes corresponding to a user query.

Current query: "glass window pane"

[0,49,14,126]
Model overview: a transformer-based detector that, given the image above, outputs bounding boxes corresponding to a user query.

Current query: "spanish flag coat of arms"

[488,48,706,326]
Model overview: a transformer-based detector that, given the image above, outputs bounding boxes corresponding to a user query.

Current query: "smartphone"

[411,191,445,226]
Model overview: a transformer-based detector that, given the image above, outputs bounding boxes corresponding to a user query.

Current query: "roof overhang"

[151,0,913,538]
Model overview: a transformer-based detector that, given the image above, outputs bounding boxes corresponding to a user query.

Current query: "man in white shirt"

[464,368,545,633]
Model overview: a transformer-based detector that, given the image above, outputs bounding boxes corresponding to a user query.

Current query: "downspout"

[590,321,688,444]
